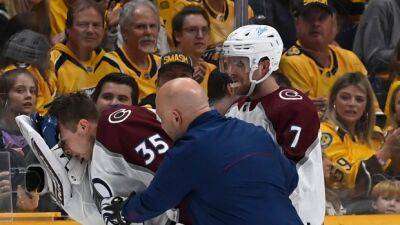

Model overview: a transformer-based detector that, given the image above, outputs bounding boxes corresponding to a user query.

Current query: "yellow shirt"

[105,47,160,102]
[198,61,216,94]
[384,79,400,126]
[280,43,367,99]
[321,121,376,190]
[161,0,254,48]
[3,65,56,115]
[50,43,118,95]
[49,0,68,37]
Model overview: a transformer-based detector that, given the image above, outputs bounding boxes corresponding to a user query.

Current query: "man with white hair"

[105,0,161,105]
[222,24,325,225]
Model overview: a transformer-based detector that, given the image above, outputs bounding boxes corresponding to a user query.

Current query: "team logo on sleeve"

[321,133,333,149]
[108,109,132,124]
[279,89,303,100]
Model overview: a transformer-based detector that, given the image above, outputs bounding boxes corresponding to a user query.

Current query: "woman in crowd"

[381,85,400,180]
[320,73,391,211]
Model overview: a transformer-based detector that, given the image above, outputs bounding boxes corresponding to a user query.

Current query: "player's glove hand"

[101,196,128,225]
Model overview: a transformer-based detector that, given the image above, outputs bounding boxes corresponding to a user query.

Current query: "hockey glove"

[101,196,129,225]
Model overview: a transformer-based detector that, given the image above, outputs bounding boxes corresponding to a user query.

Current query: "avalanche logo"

[108,109,132,124]
[278,89,303,100]
[257,26,268,36]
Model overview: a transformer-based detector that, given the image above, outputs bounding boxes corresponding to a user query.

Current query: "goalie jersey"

[16,105,175,225]
[225,87,325,225]
[92,105,175,225]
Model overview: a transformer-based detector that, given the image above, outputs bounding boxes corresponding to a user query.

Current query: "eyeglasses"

[182,26,210,36]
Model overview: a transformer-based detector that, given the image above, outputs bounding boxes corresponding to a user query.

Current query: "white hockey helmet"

[221,25,283,96]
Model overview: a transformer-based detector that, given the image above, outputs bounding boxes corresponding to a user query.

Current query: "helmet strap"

[245,66,274,96]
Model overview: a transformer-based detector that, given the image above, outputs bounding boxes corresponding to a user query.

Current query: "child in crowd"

[371,180,400,214]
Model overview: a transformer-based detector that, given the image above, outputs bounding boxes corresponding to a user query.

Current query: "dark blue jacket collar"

[187,110,220,130]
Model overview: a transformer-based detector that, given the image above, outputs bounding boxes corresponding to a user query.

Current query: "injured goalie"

[16,93,181,225]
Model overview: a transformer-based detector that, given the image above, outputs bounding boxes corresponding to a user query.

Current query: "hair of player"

[47,92,99,132]
[92,73,139,105]
[371,180,400,201]
[0,68,37,116]
[65,0,105,30]
[324,72,375,145]
[271,71,292,88]
[172,5,210,47]
[119,0,159,30]
[207,69,232,104]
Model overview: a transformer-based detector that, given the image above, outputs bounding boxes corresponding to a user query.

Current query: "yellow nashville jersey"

[161,0,254,48]
[3,65,57,115]
[105,47,160,103]
[280,43,367,99]
[321,121,376,190]
[50,43,118,95]
[199,61,216,94]
[384,79,400,126]
[49,0,68,37]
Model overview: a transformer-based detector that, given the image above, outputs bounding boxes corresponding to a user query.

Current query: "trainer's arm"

[122,140,198,222]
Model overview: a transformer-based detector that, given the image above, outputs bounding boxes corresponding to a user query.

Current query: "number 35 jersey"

[225,87,325,225]
[91,105,173,225]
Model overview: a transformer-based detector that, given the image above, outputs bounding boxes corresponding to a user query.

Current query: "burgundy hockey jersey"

[226,87,325,225]
[91,105,176,225]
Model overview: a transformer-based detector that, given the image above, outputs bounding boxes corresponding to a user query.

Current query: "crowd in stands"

[0,0,399,218]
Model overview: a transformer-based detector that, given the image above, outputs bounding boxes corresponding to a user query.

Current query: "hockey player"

[16,92,178,225]
[221,25,325,225]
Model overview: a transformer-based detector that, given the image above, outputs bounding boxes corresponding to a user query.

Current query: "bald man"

[101,78,302,225]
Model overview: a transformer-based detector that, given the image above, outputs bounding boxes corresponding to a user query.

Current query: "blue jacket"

[122,110,302,225]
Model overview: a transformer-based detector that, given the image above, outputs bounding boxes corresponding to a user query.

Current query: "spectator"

[105,0,161,105]
[379,85,400,179]
[2,0,51,39]
[371,180,400,214]
[321,73,392,208]
[49,0,74,39]
[50,0,116,95]
[156,51,194,88]
[102,78,302,225]
[386,85,400,130]
[279,0,367,114]
[0,69,40,212]
[384,41,400,120]
[92,73,139,113]
[222,24,325,225]
[353,0,400,76]
[248,0,299,49]
[139,51,194,108]
[331,0,367,50]
[159,0,254,65]
[1,29,56,115]
[172,6,216,94]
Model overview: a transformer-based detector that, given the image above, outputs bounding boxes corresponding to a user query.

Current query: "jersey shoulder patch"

[321,132,333,149]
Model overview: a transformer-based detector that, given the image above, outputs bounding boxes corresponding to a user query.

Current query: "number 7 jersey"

[226,87,325,225]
